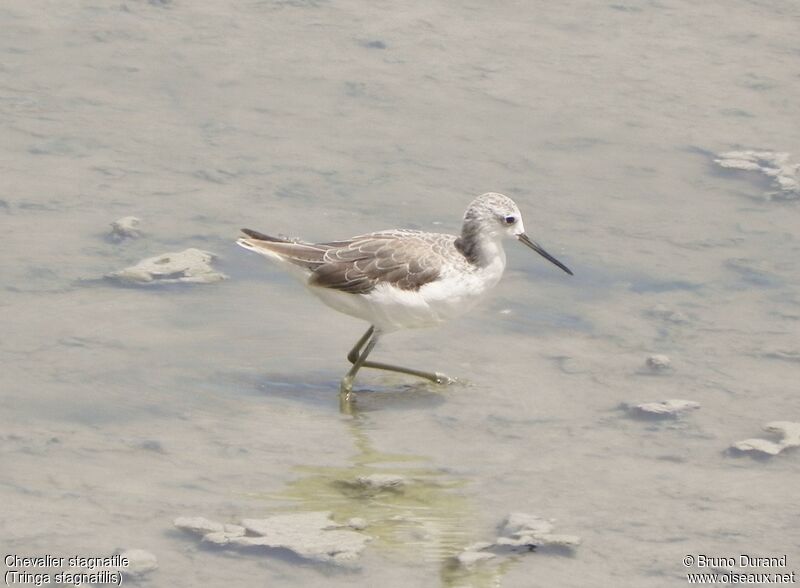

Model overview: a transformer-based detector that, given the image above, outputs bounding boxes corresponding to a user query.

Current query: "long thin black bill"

[517,233,573,276]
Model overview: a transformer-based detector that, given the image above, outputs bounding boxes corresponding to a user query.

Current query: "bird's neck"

[455,221,506,269]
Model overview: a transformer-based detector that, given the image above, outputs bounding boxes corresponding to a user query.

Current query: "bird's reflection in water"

[262,384,512,587]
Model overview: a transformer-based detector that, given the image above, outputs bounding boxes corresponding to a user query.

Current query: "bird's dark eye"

[504,215,516,225]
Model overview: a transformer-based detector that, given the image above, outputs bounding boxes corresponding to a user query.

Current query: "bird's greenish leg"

[346,326,375,364]
[340,330,379,396]
[343,325,453,389]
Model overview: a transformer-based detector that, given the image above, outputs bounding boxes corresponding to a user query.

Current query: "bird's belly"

[308,266,503,331]
[380,272,500,329]
[308,284,469,331]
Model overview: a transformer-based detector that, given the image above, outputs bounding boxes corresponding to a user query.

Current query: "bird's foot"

[340,376,354,395]
[432,372,456,385]
[338,389,356,414]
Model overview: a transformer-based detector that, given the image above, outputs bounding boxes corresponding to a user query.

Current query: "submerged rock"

[107,248,226,285]
[731,422,800,456]
[456,513,580,567]
[174,511,370,565]
[626,399,700,418]
[354,473,407,490]
[645,354,672,372]
[496,513,582,549]
[347,517,368,530]
[118,549,158,577]
[174,516,225,535]
[714,150,800,200]
[201,524,246,546]
[109,216,142,240]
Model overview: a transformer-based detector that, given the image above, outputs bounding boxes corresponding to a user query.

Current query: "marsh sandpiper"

[237,192,573,397]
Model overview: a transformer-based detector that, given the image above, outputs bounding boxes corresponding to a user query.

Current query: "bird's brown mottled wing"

[308,231,448,294]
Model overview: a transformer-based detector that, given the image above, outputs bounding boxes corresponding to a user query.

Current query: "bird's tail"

[240,228,288,242]
[236,229,328,273]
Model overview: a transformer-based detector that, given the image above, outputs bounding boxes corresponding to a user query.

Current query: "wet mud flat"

[2,1,800,586]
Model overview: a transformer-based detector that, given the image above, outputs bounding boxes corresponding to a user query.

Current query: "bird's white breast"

[420,248,506,320]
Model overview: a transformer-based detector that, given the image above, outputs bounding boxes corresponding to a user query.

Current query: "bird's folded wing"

[309,232,444,294]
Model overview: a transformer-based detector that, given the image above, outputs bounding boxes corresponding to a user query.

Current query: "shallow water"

[2,1,799,586]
